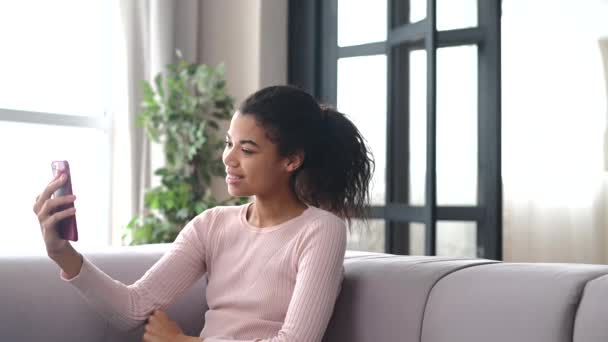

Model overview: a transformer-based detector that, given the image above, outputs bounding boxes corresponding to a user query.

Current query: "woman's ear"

[285,150,305,173]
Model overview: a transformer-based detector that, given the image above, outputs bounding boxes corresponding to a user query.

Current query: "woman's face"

[222,111,296,198]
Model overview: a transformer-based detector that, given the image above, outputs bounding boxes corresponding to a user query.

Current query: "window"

[0,0,121,255]
[289,0,501,259]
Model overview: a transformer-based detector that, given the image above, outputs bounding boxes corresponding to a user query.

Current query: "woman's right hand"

[33,174,77,256]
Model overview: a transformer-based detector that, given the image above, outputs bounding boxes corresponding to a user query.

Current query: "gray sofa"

[1,244,607,342]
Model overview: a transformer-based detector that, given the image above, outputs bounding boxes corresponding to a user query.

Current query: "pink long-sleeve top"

[61,203,347,341]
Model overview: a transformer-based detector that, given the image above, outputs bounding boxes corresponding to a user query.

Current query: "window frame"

[289,0,502,259]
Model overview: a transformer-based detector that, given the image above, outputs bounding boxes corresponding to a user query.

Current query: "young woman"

[33,85,373,342]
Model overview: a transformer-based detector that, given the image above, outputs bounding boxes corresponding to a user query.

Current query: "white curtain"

[111,0,201,245]
[502,0,608,263]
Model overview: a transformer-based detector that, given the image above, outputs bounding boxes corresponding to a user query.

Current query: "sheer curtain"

[502,0,608,263]
[111,0,202,245]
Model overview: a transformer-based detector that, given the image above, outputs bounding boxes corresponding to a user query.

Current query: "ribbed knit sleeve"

[204,215,347,342]
[61,211,210,331]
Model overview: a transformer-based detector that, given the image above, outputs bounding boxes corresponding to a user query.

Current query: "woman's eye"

[225,141,253,154]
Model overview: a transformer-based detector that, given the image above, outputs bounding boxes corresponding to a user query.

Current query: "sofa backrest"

[2,246,608,342]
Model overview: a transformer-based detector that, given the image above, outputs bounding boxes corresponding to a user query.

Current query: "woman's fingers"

[141,332,161,342]
[37,195,76,222]
[44,207,76,227]
[33,195,40,213]
[152,310,167,319]
[35,175,68,211]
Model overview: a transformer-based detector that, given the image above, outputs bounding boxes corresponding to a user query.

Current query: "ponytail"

[294,105,373,224]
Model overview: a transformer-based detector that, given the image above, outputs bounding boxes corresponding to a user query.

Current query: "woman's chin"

[227,187,251,198]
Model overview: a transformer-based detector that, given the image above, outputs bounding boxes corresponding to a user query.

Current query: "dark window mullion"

[338,42,386,58]
[385,0,397,253]
[389,20,427,46]
[287,0,321,96]
[372,204,426,222]
[437,27,485,47]
[370,205,483,222]
[388,43,414,254]
[319,0,338,105]
[386,0,414,254]
[424,0,438,256]
[436,206,484,221]
[477,0,502,260]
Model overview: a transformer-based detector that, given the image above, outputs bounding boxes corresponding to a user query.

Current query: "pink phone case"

[51,161,78,241]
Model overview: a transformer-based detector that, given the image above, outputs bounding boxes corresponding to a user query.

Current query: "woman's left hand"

[143,310,189,342]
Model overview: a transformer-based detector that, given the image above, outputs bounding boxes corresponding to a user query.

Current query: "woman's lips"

[226,174,244,185]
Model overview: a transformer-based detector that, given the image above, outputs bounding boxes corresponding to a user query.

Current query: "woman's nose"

[223,148,238,167]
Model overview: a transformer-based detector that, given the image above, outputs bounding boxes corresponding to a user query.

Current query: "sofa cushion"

[573,274,608,342]
[323,252,496,342]
[421,263,608,342]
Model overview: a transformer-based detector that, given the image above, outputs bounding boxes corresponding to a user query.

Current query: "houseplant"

[123,55,244,245]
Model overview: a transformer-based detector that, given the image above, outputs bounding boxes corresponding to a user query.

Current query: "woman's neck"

[247,194,308,228]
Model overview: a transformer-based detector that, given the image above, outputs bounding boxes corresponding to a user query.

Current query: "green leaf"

[154,168,169,177]
[142,81,155,101]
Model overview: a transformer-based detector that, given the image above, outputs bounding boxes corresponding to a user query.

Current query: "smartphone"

[51,160,79,241]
